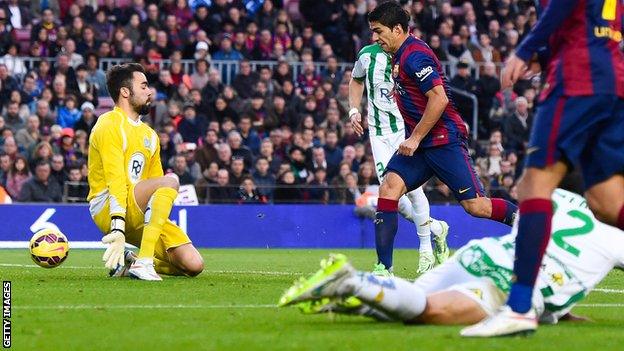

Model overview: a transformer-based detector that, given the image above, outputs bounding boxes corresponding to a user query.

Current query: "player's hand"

[501,54,528,90]
[102,216,126,270]
[398,137,419,156]
[350,112,364,136]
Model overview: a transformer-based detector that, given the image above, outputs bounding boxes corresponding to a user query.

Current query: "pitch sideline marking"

[11,303,624,310]
[14,304,277,310]
[0,263,301,275]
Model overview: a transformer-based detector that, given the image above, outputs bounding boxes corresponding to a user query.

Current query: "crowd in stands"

[0,0,540,204]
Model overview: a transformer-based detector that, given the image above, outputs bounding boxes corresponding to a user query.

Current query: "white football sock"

[406,188,433,253]
[429,219,444,237]
[346,272,427,321]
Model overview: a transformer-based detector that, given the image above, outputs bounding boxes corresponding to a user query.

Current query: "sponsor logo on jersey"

[128,152,146,184]
[415,66,433,81]
[594,26,622,42]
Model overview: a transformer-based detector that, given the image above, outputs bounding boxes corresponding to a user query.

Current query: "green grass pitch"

[2,249,624,350]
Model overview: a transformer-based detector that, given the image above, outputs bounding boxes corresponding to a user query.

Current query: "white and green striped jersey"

[455,189,624,323]
[352,44,404,136]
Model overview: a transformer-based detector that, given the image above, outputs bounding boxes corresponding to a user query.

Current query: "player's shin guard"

[349,272,427,321]
[617,204,624,231]
[138,187,178,259]
[507,198,553,313]
[375,198,399,270]
[490,198,518,226]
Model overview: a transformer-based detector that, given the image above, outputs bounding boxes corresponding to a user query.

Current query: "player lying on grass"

[88,63,204,281]
[279,189,622,332]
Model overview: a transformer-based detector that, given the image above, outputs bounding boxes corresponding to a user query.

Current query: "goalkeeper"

[279,189,622,332]
[88,63,204,281]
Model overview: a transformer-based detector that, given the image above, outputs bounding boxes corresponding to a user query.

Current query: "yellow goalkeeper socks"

[138,187,178,259]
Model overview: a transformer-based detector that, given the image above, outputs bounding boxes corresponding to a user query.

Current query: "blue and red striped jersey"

[516,0,624,99]
[392,36,468,148]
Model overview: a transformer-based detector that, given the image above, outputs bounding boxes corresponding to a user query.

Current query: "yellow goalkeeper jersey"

[87,106,163,219]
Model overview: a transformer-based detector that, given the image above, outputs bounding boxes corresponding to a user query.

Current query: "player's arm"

[91,118,128,269]
[349,57,367,136]
[398,52,447,156]
[413,85,447,141]
[503,0,578,88]
[514,0,579,62]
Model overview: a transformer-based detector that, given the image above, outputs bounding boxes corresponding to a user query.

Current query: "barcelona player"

[88,63,204,281]
[463,0,624,337]
[364,2,518,276]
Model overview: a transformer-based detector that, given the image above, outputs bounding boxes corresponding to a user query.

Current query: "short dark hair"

[367,1,410,32]
[106,63,146,103]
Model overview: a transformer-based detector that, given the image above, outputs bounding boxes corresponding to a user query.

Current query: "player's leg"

[376,151,434,273]
[585,175,624,228]
[416,290,487,325]
[129,175,179,280]
[371,134,442,271]
[153,220,204,277]
[583,99,624,229]
[424,142,518,225]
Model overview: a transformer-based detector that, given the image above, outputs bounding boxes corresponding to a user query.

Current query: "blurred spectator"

[252,156,276,201]
[232,60,259,100]
[5,154,29,199]
[73,102,97,136]
[0,152,9,186]
[15,115,40,151]
[172,154,195,186]
[273,170,301,203]
[213,35,244,61]
[227,130,253,170]
[476,62,502,134]
[19,160,62,202]
[190,59,210,90]
[238,115,261,155]
[2,136,18,161]
[57,95,81,128]
[503,97,532,153]
[237,176,267,204]
[75,64,98,107]
[49,153,66,188]
[450,61,477,124]
[65,164,88,202]
[208,168,236,204]
[178,105,207,143]
[0,44,26,76]
[229,156,249,186]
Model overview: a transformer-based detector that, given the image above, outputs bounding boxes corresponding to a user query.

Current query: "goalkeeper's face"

[129,72,152,115]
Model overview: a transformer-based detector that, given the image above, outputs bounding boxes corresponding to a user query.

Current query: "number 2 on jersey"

[552,210,594,257]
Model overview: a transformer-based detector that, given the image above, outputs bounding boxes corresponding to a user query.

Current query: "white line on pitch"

[576,303,624,307]
[592,288,624,294]
[0,263,301,275]
[14,304,276,310]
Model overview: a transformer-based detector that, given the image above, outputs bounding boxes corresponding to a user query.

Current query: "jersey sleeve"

[147,130,164,178]
[403,51,443,94]
[352,55,367,82]
[91,116,128,219]
[515,0,579,61]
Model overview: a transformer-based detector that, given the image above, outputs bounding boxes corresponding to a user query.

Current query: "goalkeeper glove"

[102,216,126,270]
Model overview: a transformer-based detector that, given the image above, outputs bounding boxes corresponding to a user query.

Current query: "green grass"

[2,249,624,350]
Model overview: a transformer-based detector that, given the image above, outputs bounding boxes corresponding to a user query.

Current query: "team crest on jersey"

[128,152,146,184]
[143,137,151,149]
[392,64,399,78]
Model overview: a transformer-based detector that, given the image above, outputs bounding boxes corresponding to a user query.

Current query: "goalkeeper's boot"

[460,305,537,337]
[128,257,162,281]
[278,254,354,307]
[297,296,363,315]
[416,252,435,275]
[372,263,393,277]
[109,250,138,278]
[433,220,450,264]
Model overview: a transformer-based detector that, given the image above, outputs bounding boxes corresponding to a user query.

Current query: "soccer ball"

[29,228,69,268]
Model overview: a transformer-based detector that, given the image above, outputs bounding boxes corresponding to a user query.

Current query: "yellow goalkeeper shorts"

[90,184,191,260]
